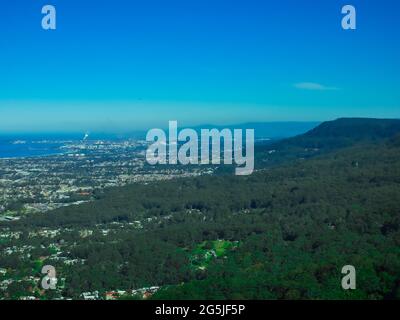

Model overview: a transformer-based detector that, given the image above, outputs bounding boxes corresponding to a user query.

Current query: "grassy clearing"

[189,240,239,270]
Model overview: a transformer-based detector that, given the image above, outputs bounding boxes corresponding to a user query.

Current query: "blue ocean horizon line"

[0,121,321,140]
[0,121,323,159]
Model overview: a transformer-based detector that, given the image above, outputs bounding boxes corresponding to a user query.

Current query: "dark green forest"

[2,118,400,299]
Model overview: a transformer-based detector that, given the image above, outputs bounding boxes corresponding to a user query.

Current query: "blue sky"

[0,0,399,132]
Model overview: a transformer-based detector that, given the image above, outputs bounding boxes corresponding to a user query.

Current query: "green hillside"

[2,118,400,299]
[255,118,400,168]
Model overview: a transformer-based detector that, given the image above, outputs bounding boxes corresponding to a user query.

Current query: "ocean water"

[0,141,65,159]
[0,133,90,158]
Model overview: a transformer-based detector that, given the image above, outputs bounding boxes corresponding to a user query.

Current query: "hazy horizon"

[1,0,399,132]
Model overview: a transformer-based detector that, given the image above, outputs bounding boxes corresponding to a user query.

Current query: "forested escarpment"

[2,119,400,299]
[254,118,400,167]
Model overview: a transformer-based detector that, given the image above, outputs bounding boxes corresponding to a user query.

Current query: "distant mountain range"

[105,121,321,140]
[190,122,321,139]
[0,122,321,141]
[123,118,400,141]
[8,118,399,142]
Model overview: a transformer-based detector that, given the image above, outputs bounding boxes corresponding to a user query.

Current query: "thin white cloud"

[294,82,339,91]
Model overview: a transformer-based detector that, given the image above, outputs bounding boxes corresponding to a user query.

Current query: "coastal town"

[0,138,214,299]
[0,138,213,219]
